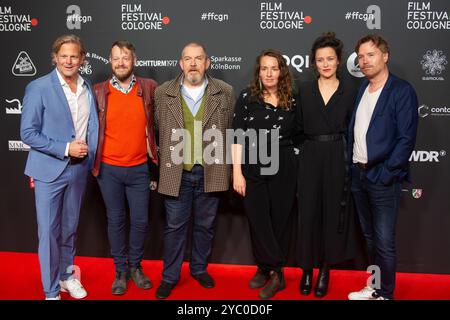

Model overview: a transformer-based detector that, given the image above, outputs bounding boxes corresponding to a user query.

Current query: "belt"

[305,134,344,142]
[69,157,86,165]
[355,162,369,170]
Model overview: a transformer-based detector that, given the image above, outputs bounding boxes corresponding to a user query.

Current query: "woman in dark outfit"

[297,32,359,297]
[232,49,298,300]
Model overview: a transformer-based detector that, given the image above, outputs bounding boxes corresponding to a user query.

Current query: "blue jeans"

[162,165,220,283]
[351,164,402,300]
[97,162,150,272]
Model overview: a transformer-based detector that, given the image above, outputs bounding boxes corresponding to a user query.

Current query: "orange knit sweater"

[101,83,147,167]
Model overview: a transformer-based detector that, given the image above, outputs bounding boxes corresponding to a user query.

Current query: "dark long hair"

[249,49,293,109]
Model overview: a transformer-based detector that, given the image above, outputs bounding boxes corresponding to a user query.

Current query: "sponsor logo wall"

[1,0,449,274]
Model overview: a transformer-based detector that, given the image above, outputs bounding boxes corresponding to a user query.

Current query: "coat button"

[212,124,216,129]
[166,163,171,167]
[71,135,75,138]
[212,141,218,147]
[172,129,176,133]
[169,146,174,151]
[214,158,220,164]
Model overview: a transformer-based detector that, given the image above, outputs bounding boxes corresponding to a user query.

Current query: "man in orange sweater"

[92,41,158,295]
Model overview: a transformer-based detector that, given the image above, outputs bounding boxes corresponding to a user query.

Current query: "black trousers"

[243,148,297,273]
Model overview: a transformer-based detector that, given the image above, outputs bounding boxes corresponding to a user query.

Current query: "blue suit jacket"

[20,69,99,182]
[348,73,418,185]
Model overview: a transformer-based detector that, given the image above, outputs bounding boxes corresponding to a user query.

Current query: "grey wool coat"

[154,73,235,197]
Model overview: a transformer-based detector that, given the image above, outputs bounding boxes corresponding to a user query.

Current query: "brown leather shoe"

[112,271,129,295]
[249,268,270,289]
[258,271,286,300]
[130,266,152,289]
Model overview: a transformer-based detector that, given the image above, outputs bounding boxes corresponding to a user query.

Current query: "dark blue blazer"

[348,73,418,185]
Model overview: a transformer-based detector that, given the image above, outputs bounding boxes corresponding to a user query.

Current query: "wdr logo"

[409,150,446,162]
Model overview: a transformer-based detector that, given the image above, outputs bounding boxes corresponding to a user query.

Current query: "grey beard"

[185,73,204,86]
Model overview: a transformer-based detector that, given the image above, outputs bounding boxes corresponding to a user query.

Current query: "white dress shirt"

[56,69,90,157]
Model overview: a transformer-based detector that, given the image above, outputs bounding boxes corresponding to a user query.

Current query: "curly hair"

[249,49,293,109]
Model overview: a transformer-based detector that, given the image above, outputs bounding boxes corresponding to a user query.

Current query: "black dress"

[296,79,359,269]
[233,89,298,273]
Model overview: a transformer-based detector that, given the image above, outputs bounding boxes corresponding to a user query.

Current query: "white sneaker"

[45,294,61,300]
[60,279,88,299]
[348,286,376,300]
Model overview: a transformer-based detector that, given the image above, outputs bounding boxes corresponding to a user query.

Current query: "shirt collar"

[111,74,136,93]
[180,75,208,102]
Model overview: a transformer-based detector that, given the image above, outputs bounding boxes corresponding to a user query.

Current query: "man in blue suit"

[20,34,99,300]
[347,34,418,300]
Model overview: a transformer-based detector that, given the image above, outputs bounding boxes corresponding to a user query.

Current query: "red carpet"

[1,251,450,300]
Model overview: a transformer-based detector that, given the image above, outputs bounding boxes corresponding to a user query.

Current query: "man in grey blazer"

[154,42,234,299]
[20,34,99,300]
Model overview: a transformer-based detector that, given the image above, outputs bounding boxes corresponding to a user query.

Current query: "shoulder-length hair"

[249,49,293,109]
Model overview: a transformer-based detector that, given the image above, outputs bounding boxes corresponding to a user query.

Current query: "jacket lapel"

[367,73,394,130]
[312,80,331,126]
[202,75,221,130]
[165,74,222,129]
[136,77,149,119]
[83,77,96,115]
[50,69,75,131]
[314,80,344,129]
[165,74,185,128]
[82,78,99,158]
[349,79,369,133]
[325,81,344,113]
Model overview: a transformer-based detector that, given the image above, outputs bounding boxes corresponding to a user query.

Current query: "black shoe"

[300,269,313,295]
[191,272,215,288]
[156,281,176,299]
[249,268,270,289]
[112,271,129,295]
[258,271,286,300]
[314,267,330,298]
[130,266,152,289]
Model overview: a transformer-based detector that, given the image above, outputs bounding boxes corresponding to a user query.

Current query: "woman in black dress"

[297,32,359,297]
[232,49,298,300]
